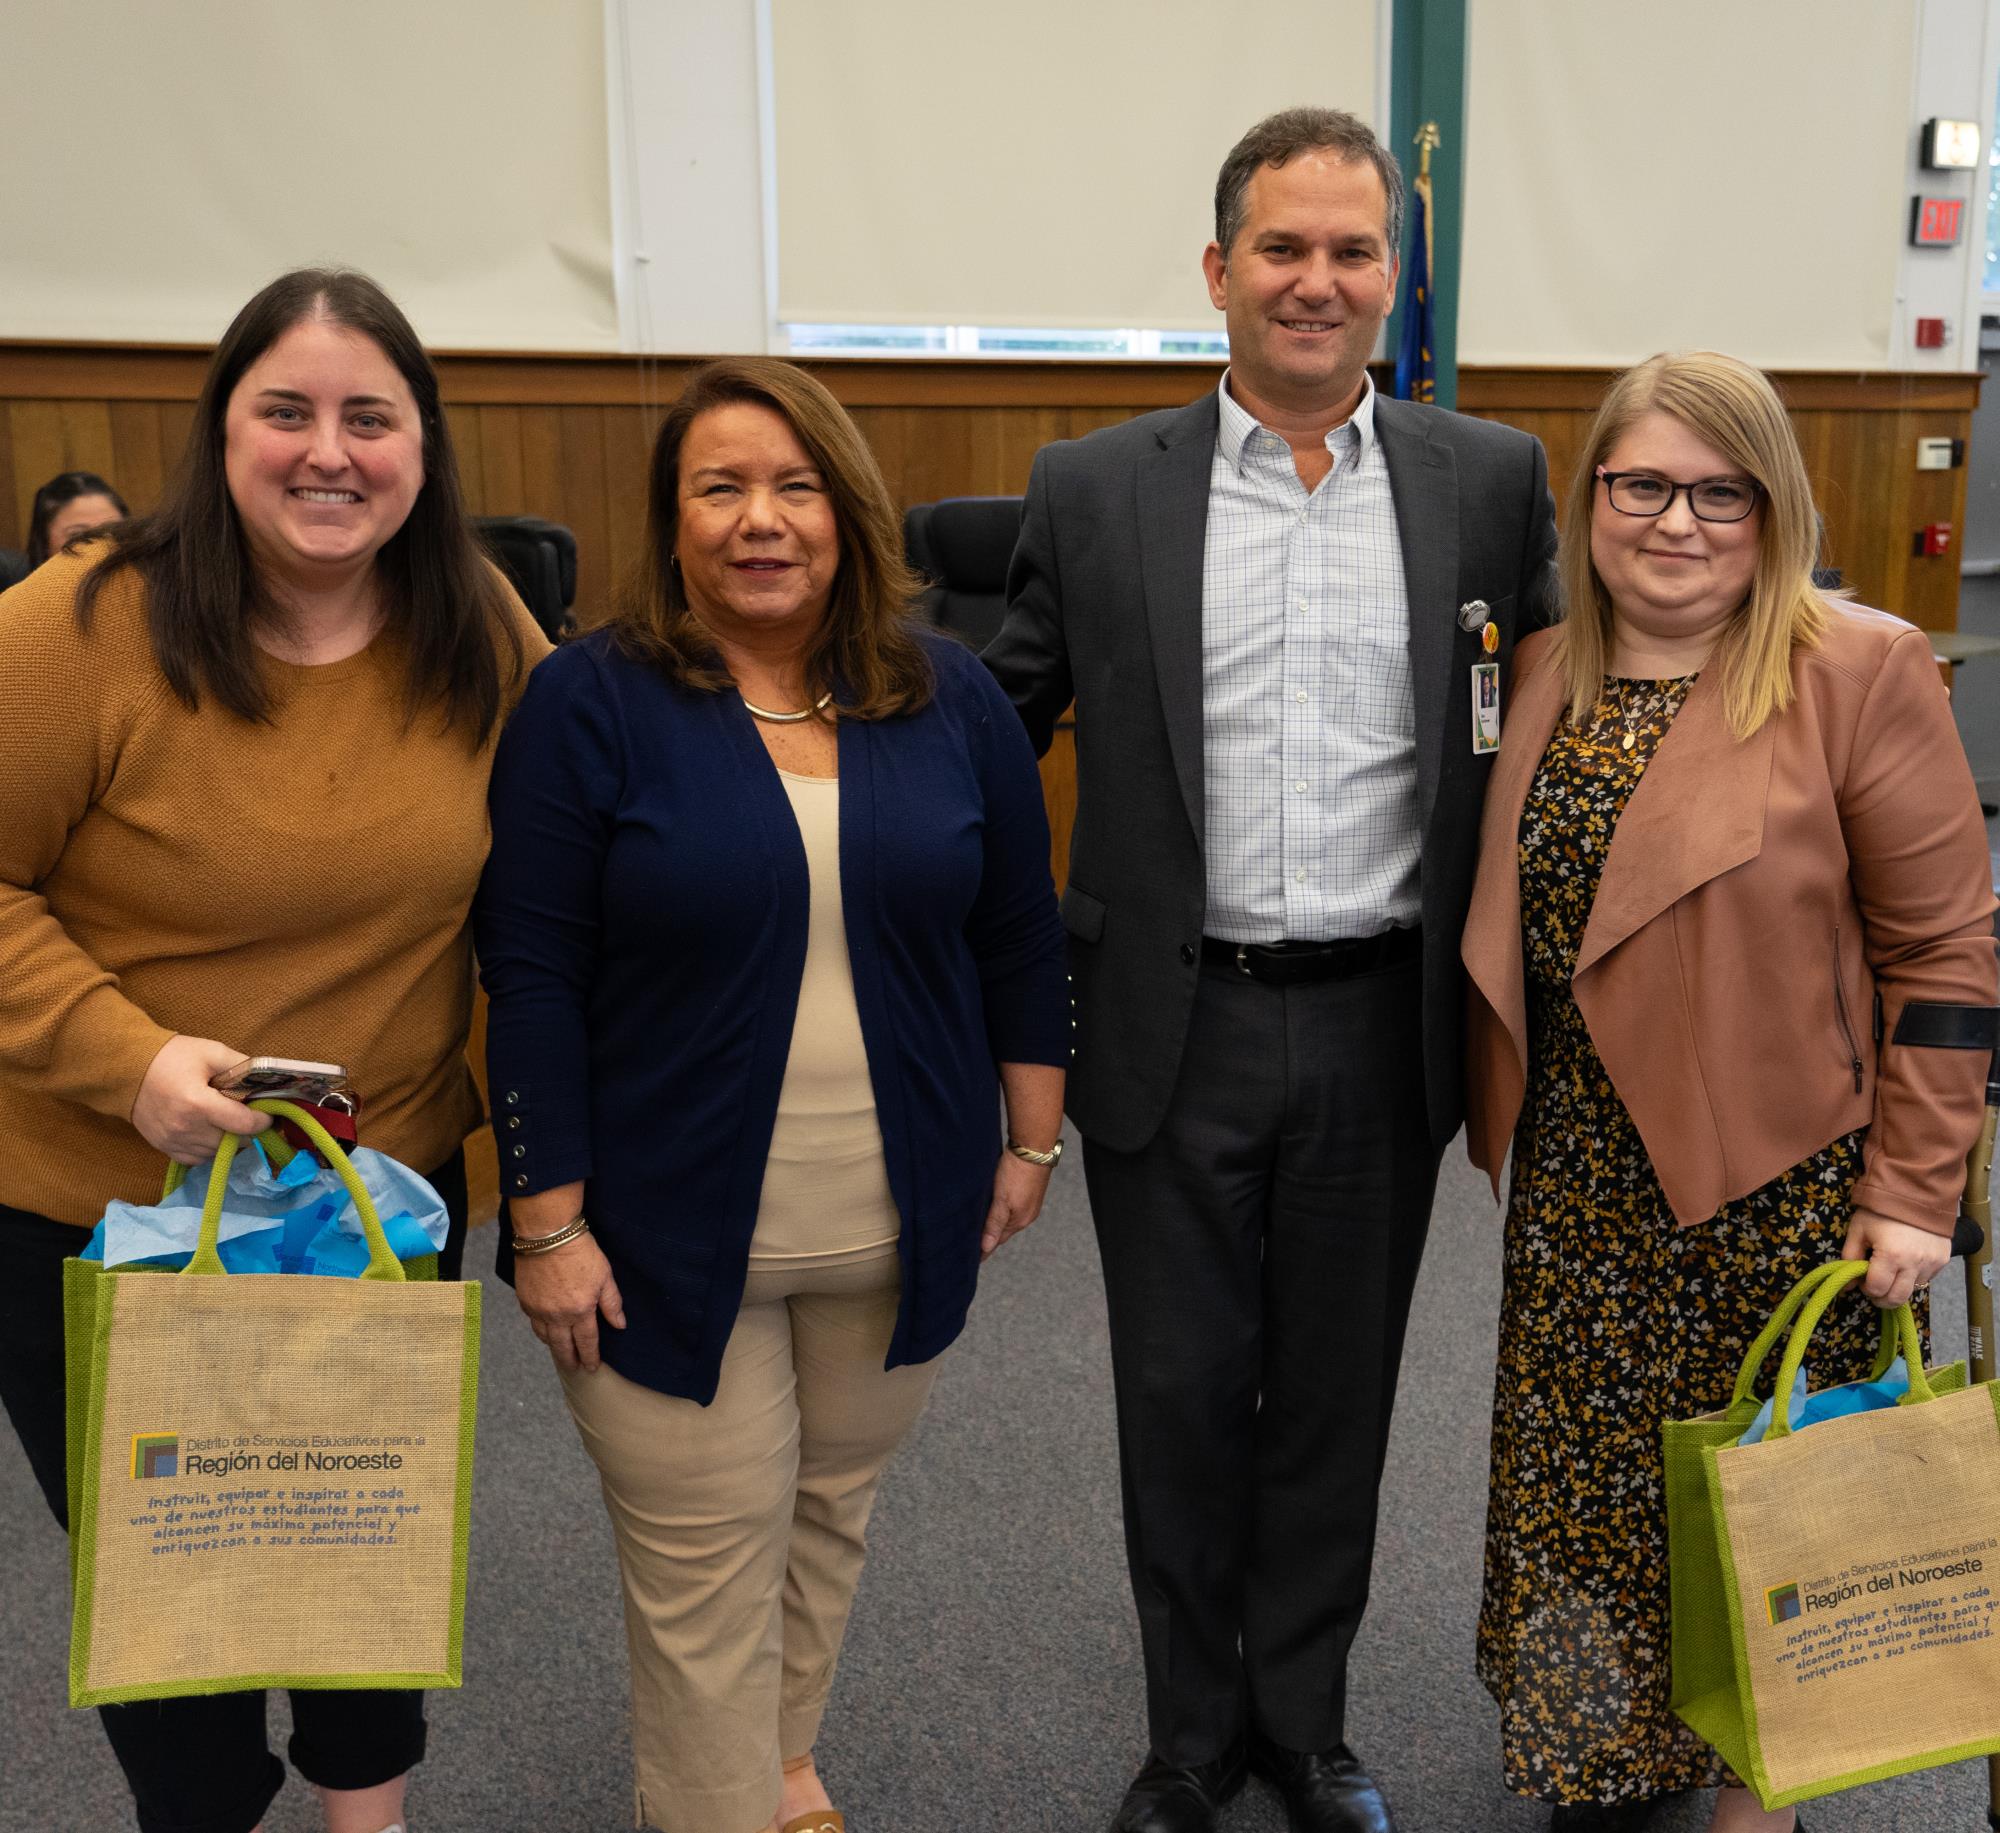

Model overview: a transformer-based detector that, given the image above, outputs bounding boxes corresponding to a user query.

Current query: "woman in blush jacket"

[474,357,1069,1833]
[1462,350,1995,1833]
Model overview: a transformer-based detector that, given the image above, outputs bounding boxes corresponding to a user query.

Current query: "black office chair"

[1811,512,1842,592]
[0,548,31,593]
[904,497,1023,652]
[474,515,578,641]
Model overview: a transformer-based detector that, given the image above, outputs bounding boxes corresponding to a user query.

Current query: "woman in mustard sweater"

[0,268,545,1833]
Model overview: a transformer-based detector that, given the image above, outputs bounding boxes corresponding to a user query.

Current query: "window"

[1987,90,2000,293]
[783,324,1228,359]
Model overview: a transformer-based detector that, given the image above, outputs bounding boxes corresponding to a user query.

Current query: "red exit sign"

[1911,195,1966,246]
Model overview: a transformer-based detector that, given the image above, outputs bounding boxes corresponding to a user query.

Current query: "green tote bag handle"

[1727,1259,1907,1412]
[1760,1258,1933,1440]
[165,1098,404,1283]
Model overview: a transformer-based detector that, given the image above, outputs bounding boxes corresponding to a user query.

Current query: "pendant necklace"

[1604,679,1643,752]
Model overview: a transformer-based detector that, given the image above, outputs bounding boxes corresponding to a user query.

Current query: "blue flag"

[1394,173,1435,404]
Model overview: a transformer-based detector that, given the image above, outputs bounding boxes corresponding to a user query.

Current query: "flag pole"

[1395,121,1442,404]
[1415,119,1439,288]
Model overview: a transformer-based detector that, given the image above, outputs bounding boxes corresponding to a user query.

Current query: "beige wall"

[2,0,617,350]
[6,0,1981,370]
[771,0,1380,329]
[1460,0,1919,368]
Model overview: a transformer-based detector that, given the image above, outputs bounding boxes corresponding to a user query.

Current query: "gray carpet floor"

[4,1131,1994,1832]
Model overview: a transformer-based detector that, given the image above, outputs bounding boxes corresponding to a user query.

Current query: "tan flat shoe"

[779,1816,844,1833]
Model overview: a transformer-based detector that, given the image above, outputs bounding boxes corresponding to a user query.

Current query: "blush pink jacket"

[1462,607,1997,1237]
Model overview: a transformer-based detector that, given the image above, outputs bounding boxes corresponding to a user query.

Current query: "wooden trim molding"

[0,341,1978,413]
[1456,364,1983,414]
[0,341,1227,408]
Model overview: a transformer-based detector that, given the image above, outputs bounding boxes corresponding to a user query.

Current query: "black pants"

[0,1150,467,1833]
[1084,954,1438,1765]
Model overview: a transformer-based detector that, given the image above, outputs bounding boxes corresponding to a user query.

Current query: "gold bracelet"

[1006,1137,1063,1168]
[512,1215,591,1256]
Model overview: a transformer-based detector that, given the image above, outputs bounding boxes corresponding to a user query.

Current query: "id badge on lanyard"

[1470,615,1501,754]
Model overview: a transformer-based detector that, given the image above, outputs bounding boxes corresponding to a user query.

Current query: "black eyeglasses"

[1595,467,1762,524]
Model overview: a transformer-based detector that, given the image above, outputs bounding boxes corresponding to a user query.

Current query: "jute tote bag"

[1666,1258,2000,1809]
[65,1101,479,1707]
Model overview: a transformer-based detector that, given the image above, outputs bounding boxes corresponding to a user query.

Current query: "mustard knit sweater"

[0,548,549,1227]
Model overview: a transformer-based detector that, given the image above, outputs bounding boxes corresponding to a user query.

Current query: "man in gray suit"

[984,108,1557,1833]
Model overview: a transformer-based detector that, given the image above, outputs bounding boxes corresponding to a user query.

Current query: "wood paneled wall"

[1,345,1976,1225]
[2,345,1977,634]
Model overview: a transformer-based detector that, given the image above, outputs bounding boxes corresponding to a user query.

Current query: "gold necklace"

[1597,675,1695,756]
[740,690,833,724]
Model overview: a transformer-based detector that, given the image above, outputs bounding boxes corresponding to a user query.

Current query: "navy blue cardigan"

[474,628,1069,1402]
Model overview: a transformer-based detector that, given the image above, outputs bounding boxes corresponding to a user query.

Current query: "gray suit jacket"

[983,389,1559,1154]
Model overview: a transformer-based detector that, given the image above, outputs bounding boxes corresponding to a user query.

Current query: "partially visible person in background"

[25,468,129,567]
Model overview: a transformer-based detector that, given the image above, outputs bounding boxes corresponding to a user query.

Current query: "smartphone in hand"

[209,1057,352,1106]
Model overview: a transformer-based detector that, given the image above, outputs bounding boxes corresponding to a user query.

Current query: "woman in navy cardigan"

[475,358,1068,1833]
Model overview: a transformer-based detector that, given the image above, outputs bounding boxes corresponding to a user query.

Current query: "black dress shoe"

[1247,1731,1394,1833]
[1108,1743,1249,1833]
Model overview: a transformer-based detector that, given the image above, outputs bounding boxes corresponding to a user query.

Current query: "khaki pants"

[561,1247,938,1833]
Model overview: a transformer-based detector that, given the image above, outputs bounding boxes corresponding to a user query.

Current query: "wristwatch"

[1007,1137,1064,1168]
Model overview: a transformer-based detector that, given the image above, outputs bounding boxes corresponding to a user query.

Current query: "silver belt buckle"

[1234,943,1254,978]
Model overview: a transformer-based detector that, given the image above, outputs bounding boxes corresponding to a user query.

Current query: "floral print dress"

[1475,675,1904,1807]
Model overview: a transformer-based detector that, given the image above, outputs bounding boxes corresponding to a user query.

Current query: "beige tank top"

[747,769,901,1264]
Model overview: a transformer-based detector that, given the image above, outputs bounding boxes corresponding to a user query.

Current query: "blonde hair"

[1557,350,1831,738]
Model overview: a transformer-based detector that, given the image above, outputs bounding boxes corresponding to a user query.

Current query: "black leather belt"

[1200,926,1422,985]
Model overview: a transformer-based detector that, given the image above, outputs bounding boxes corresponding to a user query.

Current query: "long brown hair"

[77,267,523,745]
[1557,350,1830,739]
[615,357,933,719]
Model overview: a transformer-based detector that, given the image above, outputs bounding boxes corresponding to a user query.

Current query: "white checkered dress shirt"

[1200,372,1421,943]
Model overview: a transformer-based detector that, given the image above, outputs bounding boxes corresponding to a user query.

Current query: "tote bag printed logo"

[130,1434,177,1480]
[1765,1582,1801,1626]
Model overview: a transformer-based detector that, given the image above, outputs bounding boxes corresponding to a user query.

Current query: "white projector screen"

[2,1,618,351]
[773,0,1382,330]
